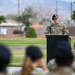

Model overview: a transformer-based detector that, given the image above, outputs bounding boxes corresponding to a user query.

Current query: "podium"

[46,35,71,63]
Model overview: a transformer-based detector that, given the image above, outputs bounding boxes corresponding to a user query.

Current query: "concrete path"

[8,46,46,50]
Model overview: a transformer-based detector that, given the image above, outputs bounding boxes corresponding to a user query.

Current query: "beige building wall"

[0,26,21,35]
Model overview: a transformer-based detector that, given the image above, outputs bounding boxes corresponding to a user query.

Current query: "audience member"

[16,46,48,75]
[0,44,11,75]
[47,41,74,75]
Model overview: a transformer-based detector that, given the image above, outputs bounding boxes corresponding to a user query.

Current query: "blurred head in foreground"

[54,41,73,67]
[22,46,48,75]
[48,41,74,75]
[0,44,11,73]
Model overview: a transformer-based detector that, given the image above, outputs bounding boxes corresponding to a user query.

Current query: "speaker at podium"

[46,35,71,63]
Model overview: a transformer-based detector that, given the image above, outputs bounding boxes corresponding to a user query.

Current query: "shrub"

[13,30,24,34]
[24,27,37,38]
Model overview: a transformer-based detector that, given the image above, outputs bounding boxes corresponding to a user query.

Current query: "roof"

[32,24,43,29]
[0,19,22,26]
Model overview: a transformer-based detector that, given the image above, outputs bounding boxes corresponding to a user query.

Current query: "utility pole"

[18,0,20,26]
[71,1,72,20]
[18,0,20,17]
[70,1,73,26]
[56,0,58,14]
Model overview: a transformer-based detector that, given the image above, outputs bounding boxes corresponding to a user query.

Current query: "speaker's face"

[54,18,59,24]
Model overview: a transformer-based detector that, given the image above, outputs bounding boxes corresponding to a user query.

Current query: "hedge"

[24,27,37,38]
[13,30,24,34]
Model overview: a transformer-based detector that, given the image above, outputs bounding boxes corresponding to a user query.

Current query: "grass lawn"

[10,50,46,66]
[0,37,74,66]
[0,38,46,46]
[0,38,75,46]
[71,38,75,46]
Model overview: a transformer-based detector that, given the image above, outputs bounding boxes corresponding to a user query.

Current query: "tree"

[0,16,6,24]
[6,15,18,20]
[16,6,37,37]
[72,11,75,20]
[72,1,75,20]
[17,6,37,27]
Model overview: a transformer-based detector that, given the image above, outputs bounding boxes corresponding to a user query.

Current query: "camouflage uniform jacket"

[45,22,68,35]
[47,59,74,75]
[47,67,74,75]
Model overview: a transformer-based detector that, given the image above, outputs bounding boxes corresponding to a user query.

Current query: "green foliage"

[17,6,37,27]
[0,16,6,24]
[16,16,22,22]
[25,27,37,38]
[72,11,75,20]
[13,30,24,34]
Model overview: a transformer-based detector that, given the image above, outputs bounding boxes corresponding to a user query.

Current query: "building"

[69,26,75,36]
[0,20,22,35]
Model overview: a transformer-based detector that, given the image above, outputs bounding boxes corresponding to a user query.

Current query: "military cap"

[0,44,11,60]
[54,41,73,66]
[26,46,43,61]
[52,14,58,20]
[0,44,11,72]
[54,41,73,58]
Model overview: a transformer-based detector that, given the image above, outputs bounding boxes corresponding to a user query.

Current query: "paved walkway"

[8,46,74,50]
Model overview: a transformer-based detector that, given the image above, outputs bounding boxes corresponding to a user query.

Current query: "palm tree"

[17,6,37,27]
[0,16,6,24]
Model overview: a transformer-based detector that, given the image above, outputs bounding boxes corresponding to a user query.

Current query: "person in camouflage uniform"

[47,41,74,75]
[15,46,48,75]
[0,44,11,75]
[45,14,68,35]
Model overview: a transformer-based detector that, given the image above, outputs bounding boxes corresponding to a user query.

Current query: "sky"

[0,0,75,16]
[61,0,74,2]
